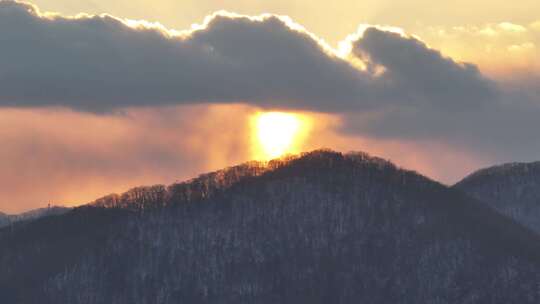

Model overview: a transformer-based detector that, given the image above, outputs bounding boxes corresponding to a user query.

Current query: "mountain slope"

[455,161,540,233]
[0,212,9,227]
[1,150,540,303]
[0,206,70,229]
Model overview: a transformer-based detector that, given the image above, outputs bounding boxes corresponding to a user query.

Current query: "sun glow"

[253,112,309,160]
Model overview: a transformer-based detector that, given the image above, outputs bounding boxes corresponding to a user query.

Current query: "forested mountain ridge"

[0,206,69,228]
[2,150,540,303]
[0,212,8,227]
[89,150,390,211]
[90,158,269,211]
[455,161,540,233]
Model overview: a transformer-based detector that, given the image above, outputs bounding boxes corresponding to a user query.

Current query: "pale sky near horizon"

[27,0,540,74]
[29,0,539,41]
[0,0,539,213]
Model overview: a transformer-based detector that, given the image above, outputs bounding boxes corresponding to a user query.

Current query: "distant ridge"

[0,206,70,228]
[457,161,540,186]
[455,161,540,233]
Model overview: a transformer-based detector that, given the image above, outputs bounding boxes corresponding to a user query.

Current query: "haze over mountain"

[455,161,540,233]
[1,150,539,303]
[0,206,69,228]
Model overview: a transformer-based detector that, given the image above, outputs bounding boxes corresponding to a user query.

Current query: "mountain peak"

[3,149,540,303]
[90,149,412,211]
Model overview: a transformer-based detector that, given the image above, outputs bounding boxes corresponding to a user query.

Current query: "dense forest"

[1,150,540,303]
[456,161,540,233]
[0,206,69,229]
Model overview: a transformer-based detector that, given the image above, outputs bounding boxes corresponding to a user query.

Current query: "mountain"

[1,150,540,303]
[0,206,70,229]
[455,161,540,233]
[0,212,9,227]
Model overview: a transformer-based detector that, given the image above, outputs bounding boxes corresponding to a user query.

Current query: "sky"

[0,0,539,213]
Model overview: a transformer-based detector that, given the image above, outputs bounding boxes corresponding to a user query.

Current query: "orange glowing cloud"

[0,105,254,213]
[0,104,490,213]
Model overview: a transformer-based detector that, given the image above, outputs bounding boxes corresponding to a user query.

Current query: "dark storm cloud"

[1,0,539,167]
[0,1,370,112]
[0,1,497,113]
[339,28,540,163]
[352,28,498,111]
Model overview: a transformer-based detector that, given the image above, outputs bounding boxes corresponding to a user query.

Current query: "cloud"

[496,22,528,33]
[0,1,367,112]
[351,27,497,111]
[422,22,540,68]
[340,30,540,161]
[0,0,497,114]
[336,27,539,165]
[507,42,535,52]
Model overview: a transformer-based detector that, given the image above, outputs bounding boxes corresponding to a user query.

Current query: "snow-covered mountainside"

[0,212,9,227]
[1,150,540,303]
[455,161,540,233]
[0,206,70,229]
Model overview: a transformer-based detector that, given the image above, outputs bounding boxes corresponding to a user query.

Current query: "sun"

[253,112,309,160]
